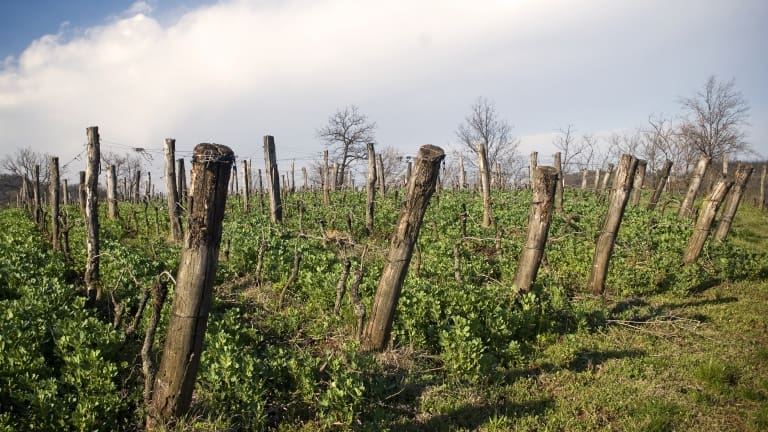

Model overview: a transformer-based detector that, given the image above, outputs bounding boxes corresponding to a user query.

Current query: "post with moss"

[50,157,61,251]
[647,160,673,211]
[84,126,101,303]
[713,165,753,242]
[588,154,638,295]
[264,135,283,224]
[513,166,558,292]
[683,176,733,264]
[165,139,183,242]
[678,155,711,219]
[362,145,445,352]
[631,159,647,207]
[149,144,234,427]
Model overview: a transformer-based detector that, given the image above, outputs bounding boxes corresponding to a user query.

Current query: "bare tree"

[554,124,597,174]
[575,133,598,170]
[456,97,521,182]
[678,76,751,159]
[316,105,377,188]
[643,114,694,175]
[102,151,143,196]
[1,147,51,184]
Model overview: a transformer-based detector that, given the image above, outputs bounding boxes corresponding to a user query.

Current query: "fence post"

[84,126,101,303]
[529,151,538,188]
[377,153,386,195]
[264,135,283,223]
[362,145,445,352]
[177,158,188,206]
[79,171,87,214]
[600,163,614,194]
[33,165,42,225]
[366,142,377,235]
[647,160,672,211]
[107,164,119,220]
[683,176,733,264]
[241,159,250,212]
[581,168,588,190]
[149,143,234,425]
[513,166,558,292]
[588,154,638,295]
[631,160,647,206]
[134,171,141,203]
[678,155,711,219]
[713,165,753,242]
[165,139,183,242]
[50,157,61,251]
[302,166,308,191]
[478,142,493,227]
[553,152,563,213]
[593,168,600,191]
[459,155,467,190]
[323,150,331,205]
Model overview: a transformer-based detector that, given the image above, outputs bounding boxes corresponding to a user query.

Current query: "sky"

[1,0,766,185]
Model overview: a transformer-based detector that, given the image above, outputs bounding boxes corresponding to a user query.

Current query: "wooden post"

[257,169,264,212]
[600,163,614,193]
[588,154,638,295]
[631,160,647,207]
[323,150,331,205]
[290,160,296,193]
[264,135,283,223]
[678,155,711,219]
[366,142,377,235]
[50,157,61,251]
[241,159,250,212]
[405,161,412,187]
[79,171,87,214]
[177,158,188,206]
[477,142,493,227]
[553,152,563,213]
[362,145,445,352]
[647,160,673,211]
[513,166,558,292]
[134,171,141,203]
[377,153,386,195]
[302,166,308,191]
[529,151,538,188]
[593,168,600,191]
[760,164,766,210]
[63,179,69,206]
[722,154,729,177]
[165,139,183,242]
[459,155,467,190]
[683,176,733,264]
[332,162,339,191]
[33,165,42,225]
[714,165,753,242]
[107,164,119,220]
[84,127,101,303]
[149,144,234,425]
[581,168,588,190]
[146,172,152,201]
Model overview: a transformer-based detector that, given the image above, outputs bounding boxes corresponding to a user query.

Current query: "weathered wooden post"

[134,171,141,203]
[63,179,69,206]
[79,171,87,214]
[529,151,538,188]
[678,155,711,219]
[50,157,61,251]
[264,135,283,223]
[593,168,600,191]
[377,153,386,195]
[107,164,119,220]
[177,158,188,206]
[647,160,673,211]
[581,168,588,190]
[331,162,339,190]
[600,163,614,194]
[241,159,250,212]
[588,154,638,295]
[512,166,558,292]
[165,139,183,242]
[257,169,265,212]
[290,160,296,193]
[683,176,733,264]
[553,152,563,213]
[33,165,42,225]
[362,145,445,352]
[145,172,152,201]
[477,142,493,227]
[713,165,753,242]
[366,142,377,235]
[405,161,412,187]
[459,155,467,190]
[302,166,308,191]
[323,150,331,205]
[149,144,234,426]
[631,159,647,207]
[84,126,101,303]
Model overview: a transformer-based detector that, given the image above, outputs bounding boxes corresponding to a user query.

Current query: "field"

[1,186,767,431]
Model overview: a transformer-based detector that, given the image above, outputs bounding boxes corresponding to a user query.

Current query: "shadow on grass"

[613,296,739,323]
[395,398,553,431]
[565,348,645,373]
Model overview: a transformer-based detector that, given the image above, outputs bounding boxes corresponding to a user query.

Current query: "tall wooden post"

[478,142,493,227]
[714,165,753,242]
[600,163,614,193]
[593,168,600,191]
[366,142,377,235]
[405,161,412,187]
[678,155,711,219]
[302,167,308,191]
[459,155,467,190]
[146,172,152,201]
[33,165,42,225]
[241,160,250,213]
[84,127,101,303]
[290,160,296,193]
[264,135,282,223]
[165,139,183,242]
[50,157,61,251]
[377,153,386,195]
[323,150,331,205]
[581,168,588,190]
[177,158,188,206]
[134,171,141,203]
[107,164,119,220]
[683,176,733,264]
[150,144,234,424]
[631,160,647,207]
[529,151,538,188]
[362,145,445,352]
[257,169,265,212]
[63,179,69,206]
[79,171,87,214]
[588,154,638,295]
[553,152,563,213]
[647,160,673,211]
[513,166,558,292]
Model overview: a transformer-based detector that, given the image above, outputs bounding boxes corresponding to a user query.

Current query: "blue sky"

[1,0,766,185]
